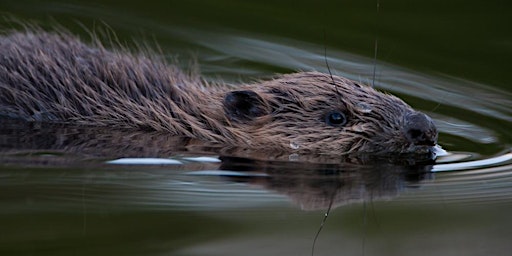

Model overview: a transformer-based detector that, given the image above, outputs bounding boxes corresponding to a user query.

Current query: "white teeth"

[432,144,449,157]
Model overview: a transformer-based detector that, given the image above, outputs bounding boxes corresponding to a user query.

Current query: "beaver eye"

[326,111,347,126]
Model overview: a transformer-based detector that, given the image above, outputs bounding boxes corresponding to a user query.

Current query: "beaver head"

[222,72,438,155]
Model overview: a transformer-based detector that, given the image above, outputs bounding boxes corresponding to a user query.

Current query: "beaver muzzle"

[403,112,438,147]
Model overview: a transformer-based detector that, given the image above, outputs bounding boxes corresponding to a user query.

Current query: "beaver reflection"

[1,121,433,210]
[218,156,433,210]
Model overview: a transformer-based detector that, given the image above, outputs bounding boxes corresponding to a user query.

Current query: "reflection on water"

[2,120,511,211]
[1,0,512,255]
[217,156,434,210]
[0,121,435,211]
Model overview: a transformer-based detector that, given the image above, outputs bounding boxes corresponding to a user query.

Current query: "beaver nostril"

[403,112,438,146]
[408,129,422,140]
[407,128,431,145]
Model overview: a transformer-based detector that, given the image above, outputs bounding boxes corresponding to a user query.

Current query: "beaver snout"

[403,112,438,146]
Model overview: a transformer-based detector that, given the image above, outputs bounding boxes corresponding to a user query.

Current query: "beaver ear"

[223,90,269,122]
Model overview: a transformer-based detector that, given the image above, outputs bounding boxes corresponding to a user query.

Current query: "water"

[1,1,512,255]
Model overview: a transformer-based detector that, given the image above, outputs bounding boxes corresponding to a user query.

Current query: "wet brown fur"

[0,30,435,155]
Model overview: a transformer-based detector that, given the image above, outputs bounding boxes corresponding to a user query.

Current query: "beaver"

[0,30,438,156]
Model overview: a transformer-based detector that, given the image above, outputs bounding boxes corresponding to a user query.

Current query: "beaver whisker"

[322,30,343,105]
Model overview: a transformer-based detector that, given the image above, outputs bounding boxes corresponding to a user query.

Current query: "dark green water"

[1,1,512,255]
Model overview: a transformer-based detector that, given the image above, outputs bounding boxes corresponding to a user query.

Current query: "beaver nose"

[403,112,438,146]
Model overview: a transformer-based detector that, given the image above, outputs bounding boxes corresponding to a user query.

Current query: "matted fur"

[0,30,437,155]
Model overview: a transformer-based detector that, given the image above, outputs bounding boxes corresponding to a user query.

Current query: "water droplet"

[288,153,299,161]
[289,141,300,150]
[352,124,365,132]
[356,102,372,113]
